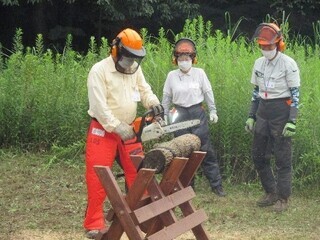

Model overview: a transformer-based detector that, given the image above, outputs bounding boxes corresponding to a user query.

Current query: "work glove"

[209,111,218,123]
[245,117,255,133]
[151,104,164,117]
[282,122,296,137]
[114,122,136,141]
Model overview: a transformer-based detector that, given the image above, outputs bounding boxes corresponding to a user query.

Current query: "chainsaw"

[115,109,200,178]
[132,109,200,142]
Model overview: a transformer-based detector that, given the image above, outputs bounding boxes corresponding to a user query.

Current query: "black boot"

[212,185,226,197]
[256,192,278,207]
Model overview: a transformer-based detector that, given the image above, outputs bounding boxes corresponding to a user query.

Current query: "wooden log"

[142,134,201,173]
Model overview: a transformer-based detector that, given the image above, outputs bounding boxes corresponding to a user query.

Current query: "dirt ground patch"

[1,152,320,240]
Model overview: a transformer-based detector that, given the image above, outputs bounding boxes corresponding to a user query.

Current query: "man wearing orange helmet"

[83,28,163,238]
[245,23,301,212]
[162,38,226,197]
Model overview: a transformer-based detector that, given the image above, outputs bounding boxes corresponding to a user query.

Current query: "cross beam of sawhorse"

[94,151,210,240]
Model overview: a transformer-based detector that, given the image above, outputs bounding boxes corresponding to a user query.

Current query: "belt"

[175,102,202,110]
[260,97,290,102]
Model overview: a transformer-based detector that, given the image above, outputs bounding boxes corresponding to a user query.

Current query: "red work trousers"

[83,119,141,230]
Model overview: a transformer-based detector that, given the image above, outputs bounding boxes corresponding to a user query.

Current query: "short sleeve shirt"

[250,52,300,99]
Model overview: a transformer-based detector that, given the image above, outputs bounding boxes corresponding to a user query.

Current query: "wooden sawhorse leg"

[94,151,210,240]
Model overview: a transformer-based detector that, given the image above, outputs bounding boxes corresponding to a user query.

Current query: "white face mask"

[118,56,134,69]
[178,60,192,72]
[261,48,277,60]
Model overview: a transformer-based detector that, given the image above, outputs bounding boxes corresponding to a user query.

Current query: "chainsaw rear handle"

[130,107,163,143]
[134,109,154,143]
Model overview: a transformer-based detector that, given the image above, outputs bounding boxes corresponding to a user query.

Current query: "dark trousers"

[174,104,222,188]
[253,98,292,199]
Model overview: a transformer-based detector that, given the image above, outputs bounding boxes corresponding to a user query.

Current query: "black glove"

[151,104,164,118]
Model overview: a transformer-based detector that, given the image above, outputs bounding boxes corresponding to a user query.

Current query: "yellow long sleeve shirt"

[87,56,160,132]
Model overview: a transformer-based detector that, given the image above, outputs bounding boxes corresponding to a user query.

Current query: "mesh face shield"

[253,25,281,45]
[115,45,144,74]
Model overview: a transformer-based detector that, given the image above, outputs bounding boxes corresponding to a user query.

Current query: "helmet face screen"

[120,45,145,58]
[254,25,280,45]
[115,44,144,74]
[174,39,196,60]
[176,53,193,61]
[115,56,143,74]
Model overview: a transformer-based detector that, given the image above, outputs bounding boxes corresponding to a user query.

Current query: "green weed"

[0,15,319,184]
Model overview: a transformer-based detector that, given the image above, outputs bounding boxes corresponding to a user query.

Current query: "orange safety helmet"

[172,38,197,64]
[111,28,146,59]
[253,23,286,52]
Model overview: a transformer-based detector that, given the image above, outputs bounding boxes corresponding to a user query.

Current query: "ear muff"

[172,38,197,65]
[258,23,286,52]
[111,37,121,58]
[193,56,198,64]
[172,56,176,65]
[278,39,286,52]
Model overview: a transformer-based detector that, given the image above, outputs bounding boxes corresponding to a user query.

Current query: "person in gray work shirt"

[245,23,301,212]
[162,38,226,197]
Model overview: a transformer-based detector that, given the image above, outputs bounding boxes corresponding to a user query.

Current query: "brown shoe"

[273,198,288,213]
[256,193,278,207]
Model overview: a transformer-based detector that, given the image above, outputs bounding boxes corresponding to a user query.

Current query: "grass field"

[0,151,319,240]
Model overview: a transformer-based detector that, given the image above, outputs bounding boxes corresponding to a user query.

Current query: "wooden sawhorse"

[94,151,210,240]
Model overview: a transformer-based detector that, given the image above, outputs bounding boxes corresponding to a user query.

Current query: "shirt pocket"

[255,70,264,87]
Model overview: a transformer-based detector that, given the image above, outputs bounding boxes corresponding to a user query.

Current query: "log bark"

[142,134,201,173]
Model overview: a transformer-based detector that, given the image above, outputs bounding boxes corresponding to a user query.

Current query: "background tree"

[270,0,320,14]
[1,0,320,51]
[0,0,199,51]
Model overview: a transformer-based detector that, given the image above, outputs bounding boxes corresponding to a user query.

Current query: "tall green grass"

[0,17,319,185]
[0,30,91,149]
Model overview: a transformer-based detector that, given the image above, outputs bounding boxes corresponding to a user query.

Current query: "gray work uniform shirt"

[250,52,300,99]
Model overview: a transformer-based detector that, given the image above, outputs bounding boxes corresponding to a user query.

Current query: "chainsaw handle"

[134,109,154,143]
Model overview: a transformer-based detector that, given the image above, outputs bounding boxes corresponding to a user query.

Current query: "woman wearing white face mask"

[161,38,226,197]
[245,23,301,213]
[177,54,193,73]
[260,45,277,60]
